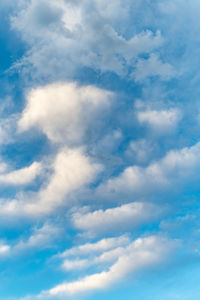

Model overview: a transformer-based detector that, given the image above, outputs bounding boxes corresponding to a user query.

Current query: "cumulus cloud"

[0,147,101,217]
[42,235,177,296]
[0,161,41,185]
[18,82,113,145]
[72,202,163,236]
[98,141,200,197]
[11,0,164,79]
[29,147,101,215]
[137,108,181,133]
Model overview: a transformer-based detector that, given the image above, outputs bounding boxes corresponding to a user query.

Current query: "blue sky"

[0,0,200,299]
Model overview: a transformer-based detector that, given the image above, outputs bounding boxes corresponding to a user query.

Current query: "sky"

[0,0,200,299]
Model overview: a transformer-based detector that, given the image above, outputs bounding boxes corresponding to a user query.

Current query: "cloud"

[0,243,10,256]
[42,235,177,296]
[98,141,200,197]
[0,147,101,217]
[18,82,113,145]
[0,161,41,185]
[0,160,7,173]
[1,1,199,299]
[0,223,61,260]
[132,53,176,82]
[60,235,130,257]
[14,222,61,252]
[72,202,163,236]
[11,0,163,80]
[60,235,130,271]
[29,147,101,215]
[137,108,181,133]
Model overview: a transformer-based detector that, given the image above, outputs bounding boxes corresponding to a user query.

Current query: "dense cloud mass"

[11,0,165,80]
[0,0,200,300]
[18,82,113,144]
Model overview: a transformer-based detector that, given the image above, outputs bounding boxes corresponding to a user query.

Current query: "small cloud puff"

[137,108,181,133]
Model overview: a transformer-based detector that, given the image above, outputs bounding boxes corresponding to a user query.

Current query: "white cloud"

[62,258,89,271]
[42,235,177,296]
[98,141,200,197]
[14,223,61,252]
[0,162,41,185]
[72,202,163,236]
[60,235,130,257]
[18,82,113,144]
[61,236,131,271]
[0,243,10,256]
[61,247,126,271]
[29,147,101,215]
[132,54,176,82]
[60,235,130,271]
[11,0,163,79]
[0,147,101,217]
[137,108,181,133]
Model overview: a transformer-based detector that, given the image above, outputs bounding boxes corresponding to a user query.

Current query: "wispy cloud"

[72,202,164,236]
[42,235,178,297]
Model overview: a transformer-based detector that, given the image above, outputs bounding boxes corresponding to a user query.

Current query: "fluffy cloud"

[31,147,101,215]
[137,108,181,133]
[72,202,163,236]
[0,161,41,185]
[11,0,163,79]
[18,82,113,144]
[98,141,200,197]
[42,235,177,296]
[0,147,100,217]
